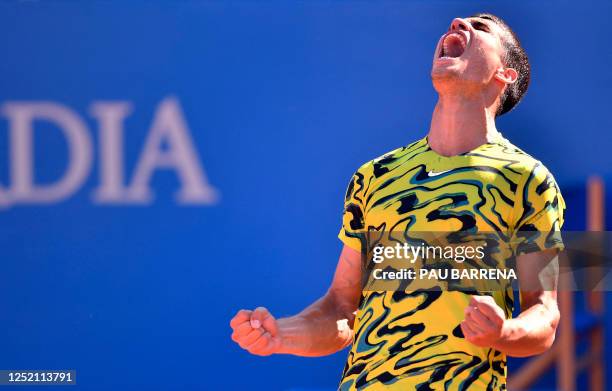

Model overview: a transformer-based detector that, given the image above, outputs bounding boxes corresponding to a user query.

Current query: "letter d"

[2,102,92,205]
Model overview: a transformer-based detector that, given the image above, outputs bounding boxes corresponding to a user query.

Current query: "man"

[230,13,565,390]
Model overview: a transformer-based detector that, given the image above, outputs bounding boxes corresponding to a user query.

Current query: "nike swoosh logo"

[428,169,452,177]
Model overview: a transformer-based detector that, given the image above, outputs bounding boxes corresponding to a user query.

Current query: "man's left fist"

[460,295,507,348]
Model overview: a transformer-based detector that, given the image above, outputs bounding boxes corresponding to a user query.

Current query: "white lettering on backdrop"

[0,96,218,207]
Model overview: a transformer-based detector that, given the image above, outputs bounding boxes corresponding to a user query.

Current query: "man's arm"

[461,248,560,357]
[229,245,362,357]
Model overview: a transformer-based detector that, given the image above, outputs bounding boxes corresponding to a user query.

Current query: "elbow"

[533,299,561,354]
[530,327,557,355]
[507,307,560,358]
[323,290,356,349]
[325,289,357,326]
[542,330,557,351]
[531,307,561,355]
[543,305,561,350]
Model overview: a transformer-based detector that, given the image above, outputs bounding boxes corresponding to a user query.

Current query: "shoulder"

[352,137,428,178]
[496,137,559,184]
[343,138,426,202]
[495,138,564,208]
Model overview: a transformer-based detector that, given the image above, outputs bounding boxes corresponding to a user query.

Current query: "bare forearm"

[493,301,559,357]
[276,294,355,357]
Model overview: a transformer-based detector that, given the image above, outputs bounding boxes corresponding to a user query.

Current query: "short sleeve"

[338,167,368,253]
[511,163,566,256]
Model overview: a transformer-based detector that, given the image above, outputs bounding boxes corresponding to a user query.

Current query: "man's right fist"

[230,307,281,356]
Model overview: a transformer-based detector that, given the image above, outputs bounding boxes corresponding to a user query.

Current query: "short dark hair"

[471,13,530,117]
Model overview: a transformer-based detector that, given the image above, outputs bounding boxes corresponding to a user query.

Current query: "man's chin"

[430,70,466,93]
[431,66,461,81]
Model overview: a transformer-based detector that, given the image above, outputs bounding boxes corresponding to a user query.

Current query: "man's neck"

[427,93,499,157]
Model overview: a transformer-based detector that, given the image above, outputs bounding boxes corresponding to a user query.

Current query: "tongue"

[445,36,464,58]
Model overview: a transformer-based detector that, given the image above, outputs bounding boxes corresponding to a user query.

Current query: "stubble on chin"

[431,68,461,93]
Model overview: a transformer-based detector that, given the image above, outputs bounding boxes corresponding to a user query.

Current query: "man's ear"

[494,67,518,84]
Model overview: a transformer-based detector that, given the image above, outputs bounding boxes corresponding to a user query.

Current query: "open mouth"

[439,32,467,59]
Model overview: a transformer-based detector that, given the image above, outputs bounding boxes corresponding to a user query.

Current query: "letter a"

[126,97,218,204]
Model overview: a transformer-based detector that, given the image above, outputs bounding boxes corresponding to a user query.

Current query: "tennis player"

[230,13,564,390]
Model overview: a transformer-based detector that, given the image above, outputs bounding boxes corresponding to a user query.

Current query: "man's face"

[431,17,507,91]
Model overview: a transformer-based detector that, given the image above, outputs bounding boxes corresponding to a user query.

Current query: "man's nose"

[450,18,469,32]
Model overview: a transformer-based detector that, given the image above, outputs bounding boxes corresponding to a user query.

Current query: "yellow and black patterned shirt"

[338,133,565,390]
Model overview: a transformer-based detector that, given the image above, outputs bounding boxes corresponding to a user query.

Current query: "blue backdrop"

[1,1,611,390]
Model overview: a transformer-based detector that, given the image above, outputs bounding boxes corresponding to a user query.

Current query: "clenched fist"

[230,307,282,356]
[460,295,508,348]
